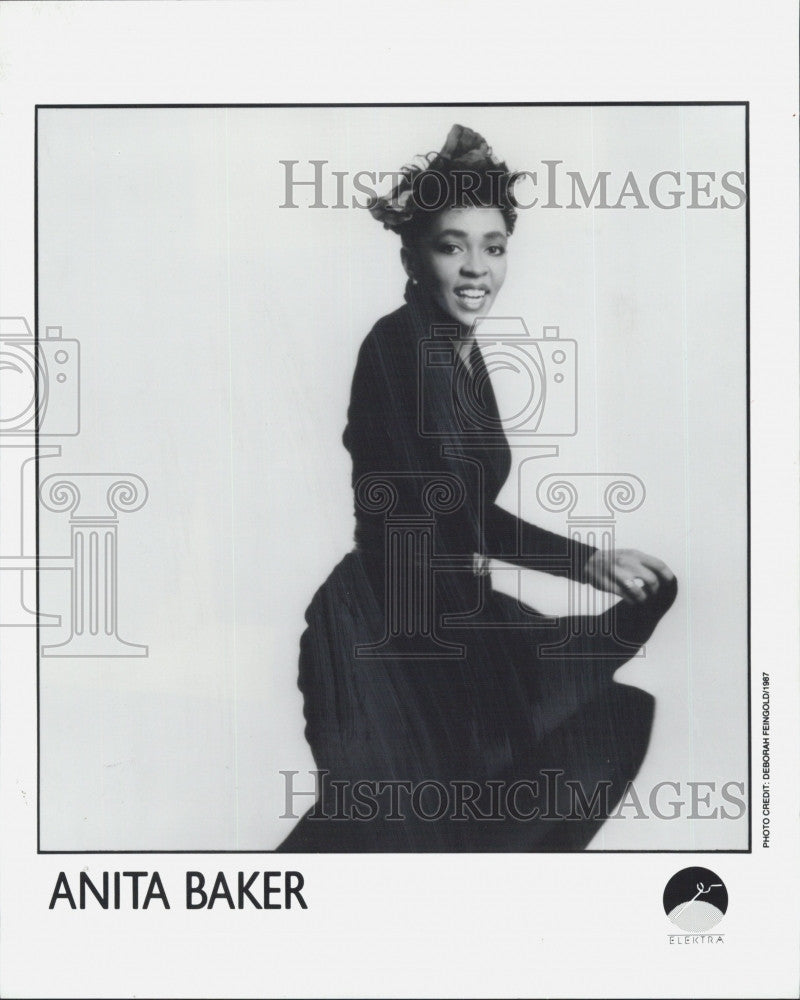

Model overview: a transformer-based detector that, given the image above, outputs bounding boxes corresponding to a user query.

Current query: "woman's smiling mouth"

[454,286,489,309]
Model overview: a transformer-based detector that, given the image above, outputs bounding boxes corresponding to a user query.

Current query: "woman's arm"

[482,501,598,582]
[346,322,676,602]
[484,501,676,602]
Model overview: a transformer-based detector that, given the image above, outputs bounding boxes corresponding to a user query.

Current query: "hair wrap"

[368,124,519,236]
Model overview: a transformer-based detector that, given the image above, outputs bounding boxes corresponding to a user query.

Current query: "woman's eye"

[438,243,461,254]
[487,245,507,256]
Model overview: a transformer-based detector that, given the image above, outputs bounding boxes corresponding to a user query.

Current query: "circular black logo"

[663,867,728,932]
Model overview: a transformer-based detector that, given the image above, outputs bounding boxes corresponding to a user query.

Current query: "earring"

[411,277,418,285]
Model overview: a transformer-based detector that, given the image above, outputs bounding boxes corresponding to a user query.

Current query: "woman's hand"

[583,548,676,604]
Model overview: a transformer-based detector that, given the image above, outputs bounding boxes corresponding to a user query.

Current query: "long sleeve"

[483,501,597,582]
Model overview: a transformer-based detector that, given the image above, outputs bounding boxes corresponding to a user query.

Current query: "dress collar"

[403,281,479,374]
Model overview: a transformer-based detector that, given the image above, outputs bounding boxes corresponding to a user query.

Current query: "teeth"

[456,290,486,299]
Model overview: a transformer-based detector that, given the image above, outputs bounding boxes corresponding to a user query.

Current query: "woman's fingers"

[588,549,675,604]
[615,557,661,602]
[603,575,632,601]
[637,552,675,581]
[584,550,677,604]
[632,565,661,593]
[619,574,649,603]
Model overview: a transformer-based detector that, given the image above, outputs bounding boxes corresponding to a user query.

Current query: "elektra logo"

[663,867,728,933]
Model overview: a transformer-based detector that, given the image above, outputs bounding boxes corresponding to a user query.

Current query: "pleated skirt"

[277,550,673,852]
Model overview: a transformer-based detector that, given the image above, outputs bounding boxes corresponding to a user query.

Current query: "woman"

[278,125,677,852]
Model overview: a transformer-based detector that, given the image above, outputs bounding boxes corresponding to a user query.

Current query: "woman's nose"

[460,253,488,276]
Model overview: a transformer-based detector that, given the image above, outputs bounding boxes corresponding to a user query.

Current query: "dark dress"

[277,285,676,852]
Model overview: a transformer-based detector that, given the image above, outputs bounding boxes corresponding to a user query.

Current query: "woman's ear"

[400,245,418,285]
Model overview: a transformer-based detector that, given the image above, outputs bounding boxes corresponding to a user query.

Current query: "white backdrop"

[37,104,748,850]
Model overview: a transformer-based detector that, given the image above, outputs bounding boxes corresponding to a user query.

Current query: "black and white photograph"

[35,104,748,853]
[0,3,798,998]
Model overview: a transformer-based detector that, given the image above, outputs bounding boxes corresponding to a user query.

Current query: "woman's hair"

[369,124,519,246]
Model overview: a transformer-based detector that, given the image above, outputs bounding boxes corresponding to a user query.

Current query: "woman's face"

[405,206,509,326]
